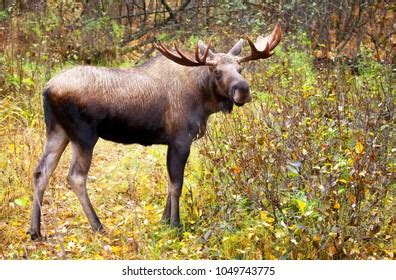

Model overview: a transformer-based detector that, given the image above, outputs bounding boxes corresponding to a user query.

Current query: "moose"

[28,22,282,239]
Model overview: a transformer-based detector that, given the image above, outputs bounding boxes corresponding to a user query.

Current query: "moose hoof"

[27,229,42,241]
[170,221,181,228]
[92,224,106,235]
[161,217,171,224]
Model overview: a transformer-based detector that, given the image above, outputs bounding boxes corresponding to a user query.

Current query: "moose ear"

[228,39,244,56]
[198,40,215,58]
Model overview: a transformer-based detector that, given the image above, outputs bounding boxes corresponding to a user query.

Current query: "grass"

[1,133,281,260]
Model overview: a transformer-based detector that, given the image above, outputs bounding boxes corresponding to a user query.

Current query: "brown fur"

[28,44,258,239]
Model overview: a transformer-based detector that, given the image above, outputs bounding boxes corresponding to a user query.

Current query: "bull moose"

[28,22,282,239]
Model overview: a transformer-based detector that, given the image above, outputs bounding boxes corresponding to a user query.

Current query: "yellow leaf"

[260,211,268,220]
[329,232,337,238]
[111,246,122,253]
[112,205,123,213]
[102,236,111,243]
[11,221,22,226]
[256,136,265,146]
[296,199,307,214]
[183,232,192,239]
[93,254,104,260]
[384,250,394,258]
[355,141,364,154]
[260,211,275,223]
[288,224,297,230]
[333,202,340,209]
[267,217,275,223]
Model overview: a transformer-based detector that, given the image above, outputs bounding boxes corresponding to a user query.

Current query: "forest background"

[0,0,394,260]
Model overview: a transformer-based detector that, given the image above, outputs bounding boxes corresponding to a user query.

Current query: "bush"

[197,42,394,259]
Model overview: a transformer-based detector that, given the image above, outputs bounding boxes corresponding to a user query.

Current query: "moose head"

[154,21,282,107]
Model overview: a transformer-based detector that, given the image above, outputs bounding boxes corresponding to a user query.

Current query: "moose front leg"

[163,138,191,227]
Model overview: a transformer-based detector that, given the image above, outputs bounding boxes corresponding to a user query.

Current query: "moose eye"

[214,70,222,80]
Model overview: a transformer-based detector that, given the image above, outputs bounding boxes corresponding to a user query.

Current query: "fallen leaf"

[328,245,337,257]
[355,141,364,154]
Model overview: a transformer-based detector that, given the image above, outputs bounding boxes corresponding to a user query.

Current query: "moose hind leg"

[28,126,69,239]
[68,141,103,233]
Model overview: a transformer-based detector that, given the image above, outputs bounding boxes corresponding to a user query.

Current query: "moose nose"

[231,80,250,94]
[230,80,251,105]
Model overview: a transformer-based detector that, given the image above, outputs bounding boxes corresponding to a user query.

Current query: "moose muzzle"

[230,80,252,106]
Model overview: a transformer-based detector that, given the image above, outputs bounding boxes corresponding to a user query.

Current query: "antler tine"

[155,43,170,59]
[154,40,214,67]
[197,40,212,63]
[154,42,197,66]
[238,21,282,63]
[195,40,216,66]
[194,44,200,63]
[245,35,257,53]
[158,42,170,53]
[262,41,270,54]
[268,22,282,50]
[173,45,190,61]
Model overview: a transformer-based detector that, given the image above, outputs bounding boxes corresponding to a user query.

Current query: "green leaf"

[14,197,29,207]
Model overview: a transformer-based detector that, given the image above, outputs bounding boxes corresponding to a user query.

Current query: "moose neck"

[136,55,234,116]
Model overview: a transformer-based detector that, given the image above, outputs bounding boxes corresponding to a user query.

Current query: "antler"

[154,40,215,67]
[238,21,283,63]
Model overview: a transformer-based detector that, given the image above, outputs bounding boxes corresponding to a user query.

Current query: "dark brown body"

[45,57,230,148]
[28,54,245,239]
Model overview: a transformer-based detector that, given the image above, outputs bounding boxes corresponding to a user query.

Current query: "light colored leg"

[67,142,103,232]
[28,126,69,239]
